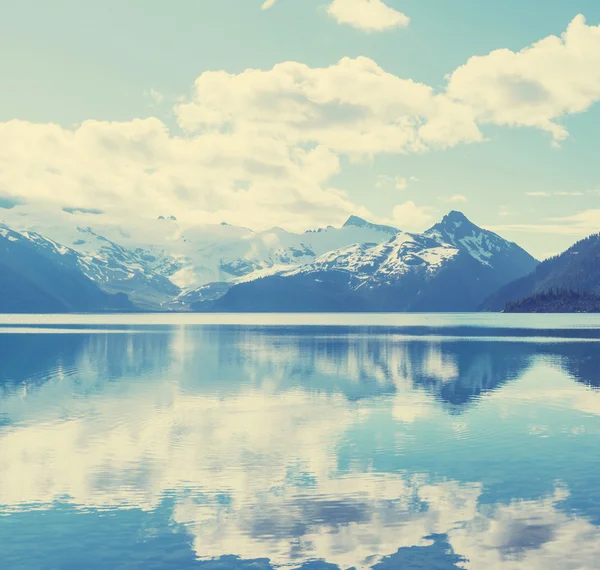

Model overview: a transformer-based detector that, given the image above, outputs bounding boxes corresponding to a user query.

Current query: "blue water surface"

[1,314,600,570]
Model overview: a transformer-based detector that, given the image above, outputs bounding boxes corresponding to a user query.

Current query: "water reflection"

[1,322,600,569]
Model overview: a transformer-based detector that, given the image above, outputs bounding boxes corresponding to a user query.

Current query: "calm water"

[2,314,600,570]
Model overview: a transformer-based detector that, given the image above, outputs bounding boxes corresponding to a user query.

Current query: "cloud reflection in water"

[1,325,600,569]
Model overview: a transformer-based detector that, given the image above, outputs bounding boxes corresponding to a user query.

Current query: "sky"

[1,0,600,259]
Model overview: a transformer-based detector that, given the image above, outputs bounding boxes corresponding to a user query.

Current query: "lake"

[1,314,600,570]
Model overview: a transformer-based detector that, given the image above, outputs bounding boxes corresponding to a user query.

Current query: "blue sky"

[2,0,600,258]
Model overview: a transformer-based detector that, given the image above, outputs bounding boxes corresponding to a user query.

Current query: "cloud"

[445,14,600,142]
[391,201,436,231]
[3,16,600,230]
[261,0,410,32]
[0,56,483,232]
[326,0,410,31]
[549,209,600,231]
[143,88,164,104]
[62,206,104,215]
[492,208,600,238]
[0,118,364,232]
[175,57,482,158]
[527,190,583,198]
[376,174,412,190]
[394,177,408,190]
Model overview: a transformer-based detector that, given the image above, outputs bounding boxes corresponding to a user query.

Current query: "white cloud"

[492,208,600,237]
[326,0,410,31]
[144,88,164,104]
[0,118,362,231]
[446,14,600,142]
[376,174,412,190]
[391,201,436,231]
[3,15,600,230]
[526,190,583,198]
[394,177,408,190]
[175,57,482,158]
[0,56,483,229]
[550,209,600,231]
[261,0,410,32]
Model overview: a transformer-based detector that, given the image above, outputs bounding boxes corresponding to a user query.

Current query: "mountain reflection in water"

[1,318,600,570]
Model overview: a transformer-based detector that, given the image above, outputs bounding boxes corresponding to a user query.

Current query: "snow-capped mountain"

[0,205,538,312]
[173,217,399,285]
[0,206,399,309]
[284,232,458,282]
[0,224,133,313]
[210,212,538,312]
[176,217,400,308]
[424,210,537,278]
[1,217,180,310]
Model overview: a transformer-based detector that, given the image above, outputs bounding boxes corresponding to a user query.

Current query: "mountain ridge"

[1,207,401,308]
[209,212,538,312]
[0,210,545,313]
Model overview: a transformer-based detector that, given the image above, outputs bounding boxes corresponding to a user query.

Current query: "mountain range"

[0,206,553,313]
[210,211,538,312]
[1,206,402,311]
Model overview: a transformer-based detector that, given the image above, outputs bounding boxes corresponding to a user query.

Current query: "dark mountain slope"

[0,263,69,313]
[504,289,600,313]
[482,233,600,311]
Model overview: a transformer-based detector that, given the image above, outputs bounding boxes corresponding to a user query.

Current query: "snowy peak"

[426,211,503,264]
[342,215,399,236]
[425,210,537,273]
[211,213,540,312]
[428,210,478,239]
[287,229,459,286]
